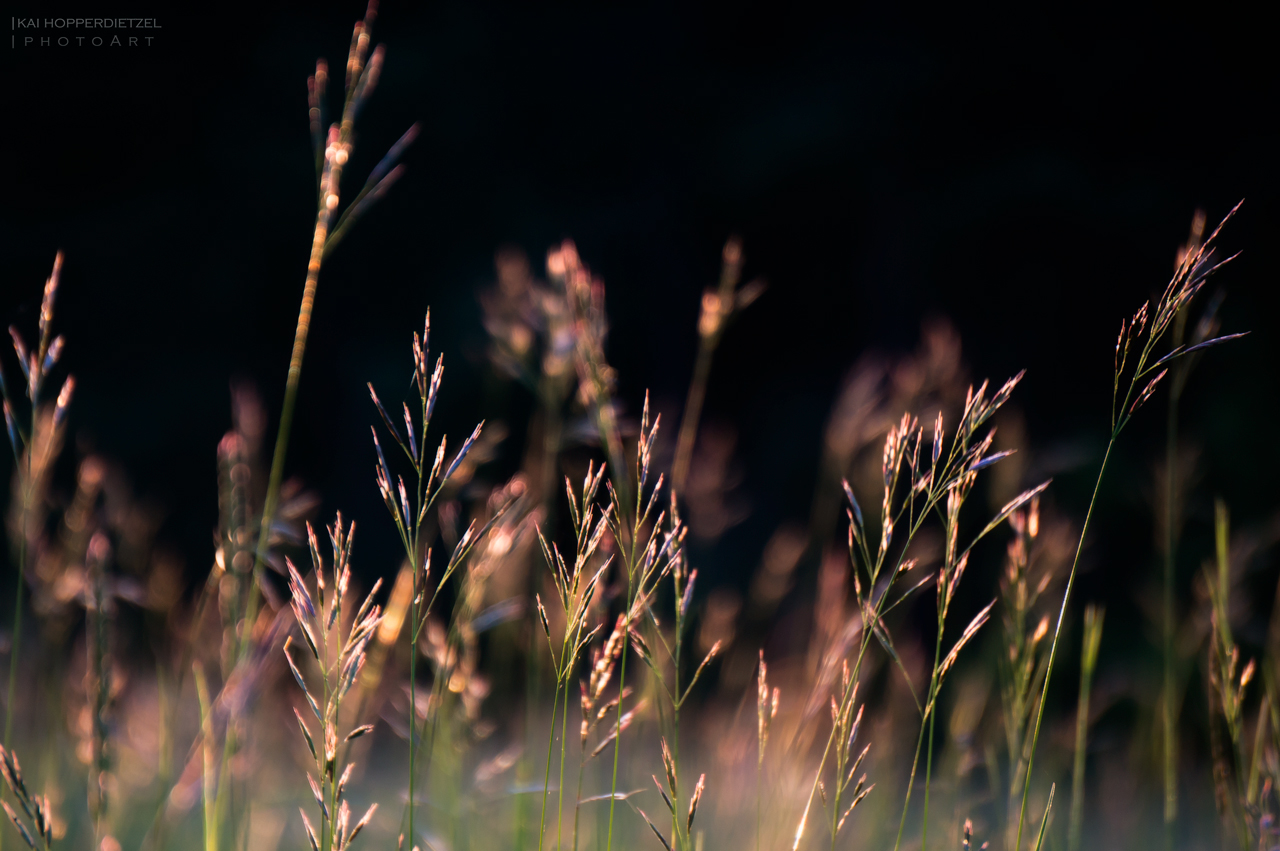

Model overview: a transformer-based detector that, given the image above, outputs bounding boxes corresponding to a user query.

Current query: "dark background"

[2,2,1277,652]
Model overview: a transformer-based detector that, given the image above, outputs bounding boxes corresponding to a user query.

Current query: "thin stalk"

[1162,308,1187,851]
[538,682,563,851]
[848,494,951,851]
[1247,695,1269,805]
[672,345,714,495]
[1069,606,1104,851]
[240,202,329,657]
[671,705,682,851]
[1014,441,1115,850]
[194,662,218,851]
[557,677,571,851]
[240,48,373,662]
[516,631,542,851]
[407,583,475,843]
[408,530,499,844]
[920,627,945,851]
[211,680,245,851]
[604,531,641,851]
[408,555,419,850]
[1162,397,1177,851]
[572,748,587,851]
[893,641,942,851]
[805,631,875,851]
[522,385,562,851]
[603,629,629,851]
[672,237,744,494]
[671,631,683,851]
[893,728,928,851]
[831,752,843,851]
[320,584,332,851]
[139,570,224,851]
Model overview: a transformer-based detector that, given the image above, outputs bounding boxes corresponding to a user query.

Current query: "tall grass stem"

[1069,605,1104,851]
[1014,441,1114,849]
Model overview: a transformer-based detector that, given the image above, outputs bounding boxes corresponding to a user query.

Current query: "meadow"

[0,5,1270,851]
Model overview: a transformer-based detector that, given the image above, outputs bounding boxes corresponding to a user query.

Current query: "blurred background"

[3,0,1276,582]
[1,2,1278,847]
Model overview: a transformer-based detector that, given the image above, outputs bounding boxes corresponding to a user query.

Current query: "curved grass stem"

[1014,440,1115,849]
[538,682,563,851]
[557,679,571,851]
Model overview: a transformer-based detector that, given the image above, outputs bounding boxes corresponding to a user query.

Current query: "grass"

[282,516,381,851]
[0,4,1266,850]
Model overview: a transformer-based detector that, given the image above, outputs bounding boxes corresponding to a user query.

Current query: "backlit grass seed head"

[3,400,18,457]
[0,743,53,849]
[2,255,76,460]
[686,773,705,834]
[580,614,629,744]
[8,328,30,383]
[757,650,779,765]
[284,513,382,850]
[937,601,996,685]
[589,699,643,760]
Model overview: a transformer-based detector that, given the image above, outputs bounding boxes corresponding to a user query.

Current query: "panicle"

[53,376,75,428]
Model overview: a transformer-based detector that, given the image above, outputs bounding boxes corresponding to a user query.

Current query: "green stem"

[830,762,840,851]
[603,634,628,851]
[605,545,641,851]
[557,679,571,851]
[538,682,562,851]
[572,751,586,851]
[1014,439,1116,850]
[920,628,943,851]
[516,624,542,851]
[194,663,217,851]
[239,139,348,666]
[408,581,418,851]
[321,589,333,851]
[1069,610,1102,851]
[215,725,236,851]
[893,667,940,851]
[671,703,682,851]
[1162,395,1177,851]
[1162,311,1186,851]
[671,627,683,851]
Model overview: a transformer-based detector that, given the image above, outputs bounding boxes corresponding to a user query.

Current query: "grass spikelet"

[0,744,53,850]
[285,514,383,851]
[3,251,75,773]
[536,466,615,851]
